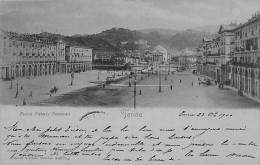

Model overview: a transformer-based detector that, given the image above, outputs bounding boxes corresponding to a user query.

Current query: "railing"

[206,53,220,56]
[231,61,259,68]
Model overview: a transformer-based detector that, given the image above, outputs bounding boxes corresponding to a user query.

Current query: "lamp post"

[70,72,74,86]
[159,66,161,92]
[165,65,167,80]
[129,74,131,87]
[134,70,136,109]
[97,70,100,79]
[15,79,19,98]
[10,66,13,89]
[168,62,170,75]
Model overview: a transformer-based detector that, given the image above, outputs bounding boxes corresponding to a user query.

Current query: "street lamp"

[10,67,13,89]
[159,66,161,92]
[134,70,137,109]
[168,62,170,75]
[97,70,100,79]
[15,79,19,98]
[165,65,167,80]
[129,74,132,87]
[70,72,74,86]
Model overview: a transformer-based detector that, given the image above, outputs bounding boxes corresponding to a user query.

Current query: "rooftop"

[233,11,260,31]
[2,29,56,44]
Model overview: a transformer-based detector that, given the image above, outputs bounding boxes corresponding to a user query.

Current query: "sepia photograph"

[0,0,259,164]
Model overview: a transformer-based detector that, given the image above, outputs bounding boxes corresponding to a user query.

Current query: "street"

[0,70,125,106]
[34,70,260,108]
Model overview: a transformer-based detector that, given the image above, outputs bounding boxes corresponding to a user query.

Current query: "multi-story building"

[231,13,260,100]
[149,45,168,65]
[63,37,92,73]
[187,54,197,69]
[218,24,236,83]
[56,39,66,73]
[0,30,92,80]
[0,30,59,80]
[195,44,205,74]
[204,35,222,82]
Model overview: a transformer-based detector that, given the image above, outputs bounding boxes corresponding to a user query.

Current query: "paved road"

[36,71,260,109]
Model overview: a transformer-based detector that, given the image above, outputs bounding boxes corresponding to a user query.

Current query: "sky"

[0,0,259,36]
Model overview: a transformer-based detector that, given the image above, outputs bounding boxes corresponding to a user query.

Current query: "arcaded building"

[231,13,260,100]
[63,37,92,73]
[0,30,59,80]
[0,30,92,80]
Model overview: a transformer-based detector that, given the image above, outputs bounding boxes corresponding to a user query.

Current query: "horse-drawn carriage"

[106,77,113,84]
[199,79,211,86]
[50,86,58,94]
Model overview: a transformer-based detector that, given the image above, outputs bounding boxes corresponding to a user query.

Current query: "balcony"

[206,53,220,56]
[231,62,259,68]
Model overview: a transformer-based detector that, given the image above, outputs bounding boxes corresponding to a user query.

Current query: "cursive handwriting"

[1,122,258,163]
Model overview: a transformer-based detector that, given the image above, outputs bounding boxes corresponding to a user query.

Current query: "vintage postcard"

[0,0,260,164]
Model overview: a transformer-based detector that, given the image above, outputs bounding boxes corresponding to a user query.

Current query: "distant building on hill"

[134,39,148,46]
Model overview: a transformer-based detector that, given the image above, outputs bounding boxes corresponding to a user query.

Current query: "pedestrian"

[23,98,26,106]
[170,85,172,90]
[54,86,57,94]
[192,81,194,86]
[29,90,33,97]
[139,90,142,95]
[21,86,23,90]
[103,83,105,88]
[180,79,182,83]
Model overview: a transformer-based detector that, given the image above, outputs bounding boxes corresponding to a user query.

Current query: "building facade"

[230,13,260,100]
[56,40,66,73]
[0,30,59,80]
[63,37,92,73]
[218,24,236,83]
[204,35,222,82]
[149,45,168,65]
[0,30,92,80]
[195,44,206,74]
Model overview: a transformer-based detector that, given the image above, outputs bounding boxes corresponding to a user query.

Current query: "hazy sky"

[0,0,259,35]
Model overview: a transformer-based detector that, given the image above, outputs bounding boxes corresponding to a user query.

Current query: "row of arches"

[231,71,259,99]
[67,63,92,73]
[12,63,56,78]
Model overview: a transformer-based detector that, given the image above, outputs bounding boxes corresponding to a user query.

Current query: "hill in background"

[192,25,219,34]
[39,27,212,53]
[139,28,181,36]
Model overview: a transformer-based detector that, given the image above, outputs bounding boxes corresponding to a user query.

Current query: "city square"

[0,1,260,165]
[6,69,256,108]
